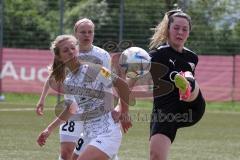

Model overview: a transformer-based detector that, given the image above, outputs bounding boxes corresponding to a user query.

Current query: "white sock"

[58,155,64,160]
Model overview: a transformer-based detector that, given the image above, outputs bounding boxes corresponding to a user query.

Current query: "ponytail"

[149,13,169,50]
[149,9,191,50]
[50,58,66,83]
[49,35,77,83]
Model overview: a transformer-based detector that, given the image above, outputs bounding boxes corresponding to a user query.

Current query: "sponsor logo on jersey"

[188,62,195,71]
[100,67,111,78]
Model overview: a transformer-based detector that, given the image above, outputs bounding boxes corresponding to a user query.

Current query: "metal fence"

[1,0,240,54]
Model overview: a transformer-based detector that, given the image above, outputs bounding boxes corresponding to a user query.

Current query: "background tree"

[186,0,240,54]
[2,0,240,54]
[3,0,59,48]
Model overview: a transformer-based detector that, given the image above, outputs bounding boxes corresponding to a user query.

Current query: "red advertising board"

[1,48,240,101]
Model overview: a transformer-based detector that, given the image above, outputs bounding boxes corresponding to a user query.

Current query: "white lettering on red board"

[0,61,48,82]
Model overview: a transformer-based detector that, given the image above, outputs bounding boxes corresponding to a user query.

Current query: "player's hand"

[120,112,132,133]
[36,103,44,116]
[111,106,132,133]
[37,129,50,147]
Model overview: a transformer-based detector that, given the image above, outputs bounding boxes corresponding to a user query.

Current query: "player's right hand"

[36,103,44,116]
[120,112,132,133]
[37,129,50,147]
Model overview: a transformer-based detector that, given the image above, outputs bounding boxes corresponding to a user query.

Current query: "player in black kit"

[148,9,205,160]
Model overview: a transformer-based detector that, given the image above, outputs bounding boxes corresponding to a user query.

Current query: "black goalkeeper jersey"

[149,43,198,109]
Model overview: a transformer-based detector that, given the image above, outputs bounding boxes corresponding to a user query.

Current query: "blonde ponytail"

[149,9,191,50]
[149,14,169,50]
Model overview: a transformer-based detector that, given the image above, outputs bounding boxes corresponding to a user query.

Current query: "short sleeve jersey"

[63,46,116,137]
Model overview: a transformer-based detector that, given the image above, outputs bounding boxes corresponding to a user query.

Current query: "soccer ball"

[119,47,151,78]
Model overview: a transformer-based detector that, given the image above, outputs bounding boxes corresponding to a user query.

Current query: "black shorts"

[150,91,205,143]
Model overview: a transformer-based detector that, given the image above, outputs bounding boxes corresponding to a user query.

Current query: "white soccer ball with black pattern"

[119,47,151,78]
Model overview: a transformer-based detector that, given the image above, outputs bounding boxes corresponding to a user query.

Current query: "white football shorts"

[73,112,122,159]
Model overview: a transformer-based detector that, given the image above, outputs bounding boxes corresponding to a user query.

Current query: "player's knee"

[71,153,79,160]
[150,149,164,160]
[150,143,169,160]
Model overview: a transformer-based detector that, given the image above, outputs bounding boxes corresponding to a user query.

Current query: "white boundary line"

[0,107,54,112]
[0,107,240,115]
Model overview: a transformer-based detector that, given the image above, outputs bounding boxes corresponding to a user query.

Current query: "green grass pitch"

[0,93,240,160]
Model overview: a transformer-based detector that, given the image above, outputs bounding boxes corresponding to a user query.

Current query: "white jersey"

[59,46,113,138]
[64,64,116,137]
[61,47,122,158]
[63,46,118,138]
[79,45,111,71]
